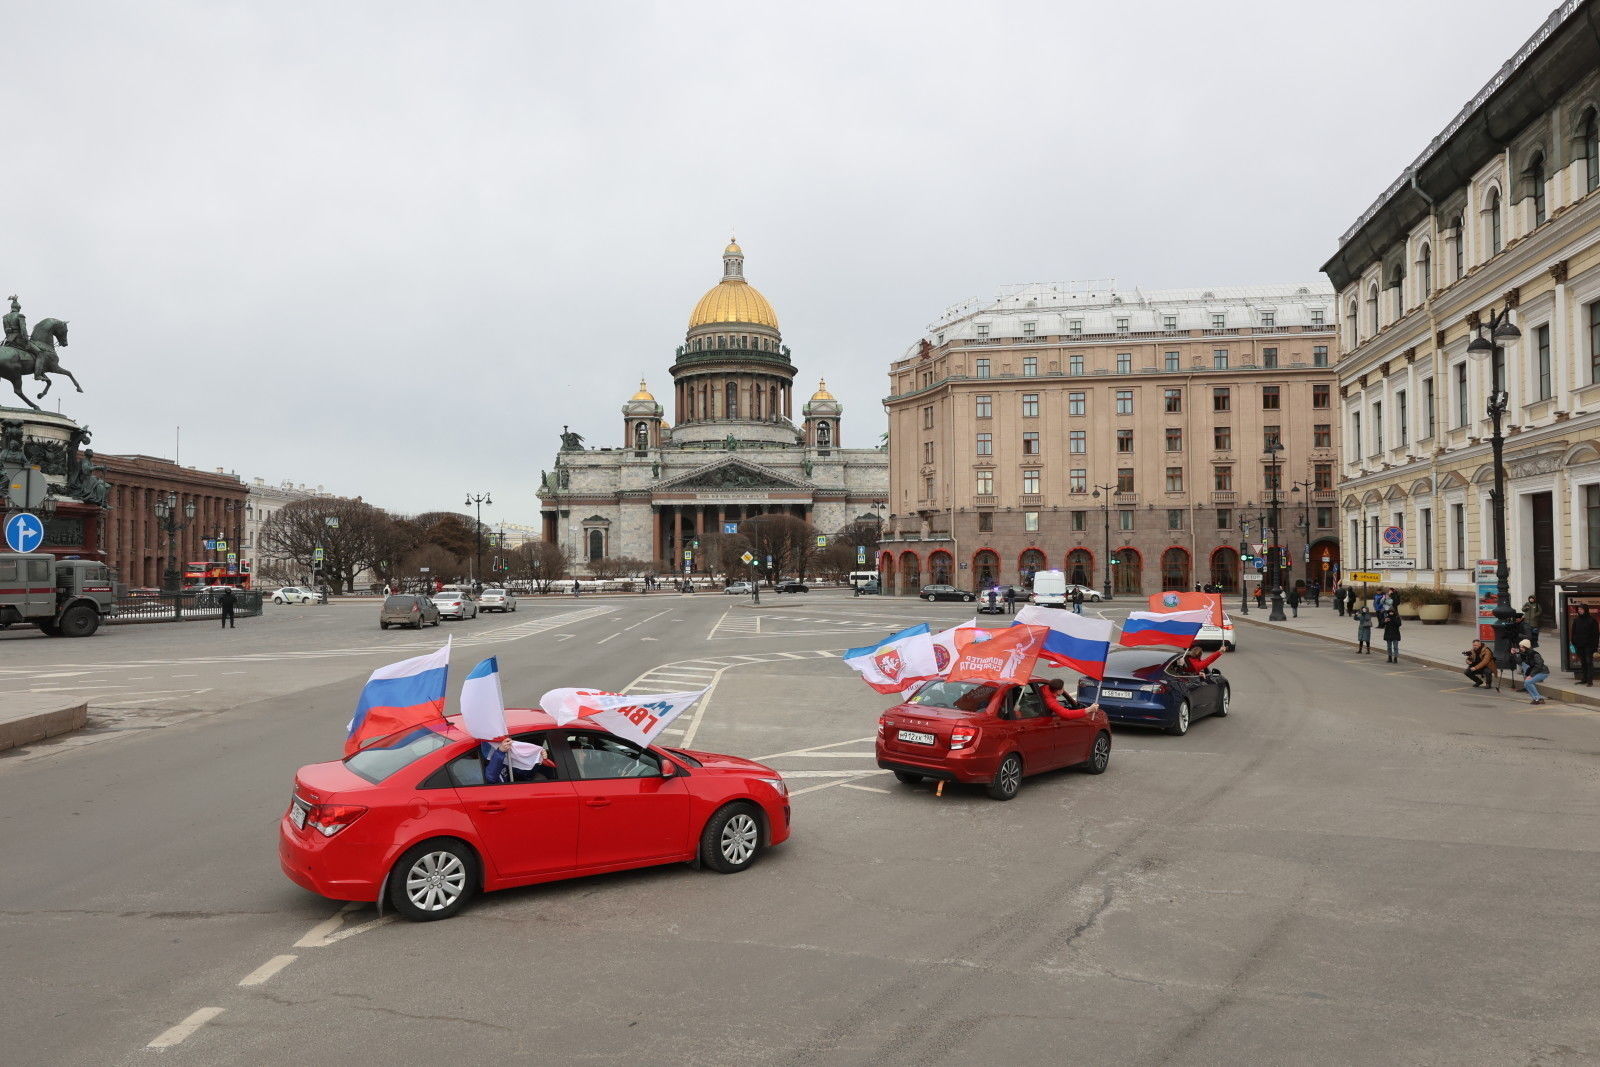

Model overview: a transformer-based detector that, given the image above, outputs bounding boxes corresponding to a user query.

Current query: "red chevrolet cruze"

[876,678,1111,800]
[280,710,791,920]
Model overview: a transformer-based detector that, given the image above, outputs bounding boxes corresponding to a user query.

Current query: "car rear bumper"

[875,747,992,784]
[1097,700,1176,727]
[278,817,384,902]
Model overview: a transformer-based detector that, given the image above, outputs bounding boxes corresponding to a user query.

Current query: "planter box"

[1418,604,1452,624]
[1398,604,1421,618]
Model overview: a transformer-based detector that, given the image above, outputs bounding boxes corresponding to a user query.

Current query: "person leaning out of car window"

[1039,678,1099,720]
[1182,646,1225,673]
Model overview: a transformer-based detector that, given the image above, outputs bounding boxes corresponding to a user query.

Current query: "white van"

[1031,569,1068,608]
[848,570,879,588]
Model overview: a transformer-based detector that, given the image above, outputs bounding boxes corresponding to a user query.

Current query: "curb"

[1233,613,1600,711]
[0,699,88,752]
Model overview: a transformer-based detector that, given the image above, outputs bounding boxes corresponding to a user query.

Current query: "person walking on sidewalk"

[1353,603,1373,654]
[1379,608,1403,663]
[1571,603,1598,686]
[1334,585,1347,617]
[1515,640,1550,704]
[1070,586,1084,614]
[1463,639,1495,688]
[1286,586,1301,618]
[219,586,237,629]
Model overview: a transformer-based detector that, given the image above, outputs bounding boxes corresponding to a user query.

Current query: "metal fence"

[109,590,265,624]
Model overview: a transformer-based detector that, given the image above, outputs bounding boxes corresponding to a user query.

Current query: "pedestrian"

[1353,603,1373,654]
[1515,639,1550,704]
[1334,585,1346,617]
[1571,603,1598,686]
[1380,608,1403,663]
[1512,612,1536,649]
[572,579,580,597]
[1070,586,1084,615]
[1255,584,1265,608]
[219,586,237,629]
[1286,586,1301,618]
[1523,595,1542,633]
[1308,584,1320,608]
[1003,586,1017,615]
[1462,639,1495,688]
[985,585,1000,613]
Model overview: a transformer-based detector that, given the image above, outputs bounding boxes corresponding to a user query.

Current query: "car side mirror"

[657,759,677,778]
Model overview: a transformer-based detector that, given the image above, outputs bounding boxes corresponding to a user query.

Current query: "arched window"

[1019,549,1047,585]
[587,528,604,562]
[899,551,921,591]
[1451,214,1464,279]
[817,421,832,447]
[634,422,649,450]
[1419,243,1432,297]
[1160,547,1190,590]
[725,381,738,418]
[1066,548,1093,588]
[1585,109,1599,194]
[973,550,999,588]
[1346,299,1359,345]
[929,550,953,585]
[1366,284,1380,334]
[1487,187,1502,254]
[1528,152,1547,225]
[1112,547,1143,595]
[1209,547,1239,593]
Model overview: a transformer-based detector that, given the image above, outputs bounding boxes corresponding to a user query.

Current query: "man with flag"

[459,656,554,782]
[344,638,451,756]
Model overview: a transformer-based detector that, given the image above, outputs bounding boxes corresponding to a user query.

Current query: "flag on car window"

[459,657,509,740]
[1013,605,1112,679]
[842,624,940,693]
[1120,608,1211,649]
[345,637,451,756]
[537,687,708,747]
[948,623,1048,685]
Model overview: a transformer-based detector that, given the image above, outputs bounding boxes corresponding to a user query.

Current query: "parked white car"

[1196,611,1237,652]
[433,591,479,620]
[477,588,517,612]
[272,586,325,605]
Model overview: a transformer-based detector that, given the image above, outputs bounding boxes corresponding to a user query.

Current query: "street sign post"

[4,511,44,553]
[722,522,738,535]
[1369,558,1416,569]
[1350,571,1383,584]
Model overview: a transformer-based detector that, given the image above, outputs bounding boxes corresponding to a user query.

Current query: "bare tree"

[258,497,405,594]
[815,542,856,582]
[510,540,571,593]
[739,514,818,585]
[403,543,464,589]
[587,556,629,581]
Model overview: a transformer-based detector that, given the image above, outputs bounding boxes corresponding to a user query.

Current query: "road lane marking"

[622,611,670,631]
[768,751,877,758]
[842,783,892,794]
[238,954,298,986]
[758,736,876,761]
[294,903,361,947]
[322,915,395,943]
[147,1006,224,1048]
[596,633,622,644]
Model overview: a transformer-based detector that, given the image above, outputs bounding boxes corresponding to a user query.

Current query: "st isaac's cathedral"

[537,240,887,572]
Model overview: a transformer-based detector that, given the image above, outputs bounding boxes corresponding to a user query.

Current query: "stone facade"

[100,456,247,588]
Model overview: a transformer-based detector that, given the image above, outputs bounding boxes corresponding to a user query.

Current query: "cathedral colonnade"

[653,502,810,569]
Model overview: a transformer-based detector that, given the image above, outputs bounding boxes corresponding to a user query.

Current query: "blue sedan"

[1075,648,1230,736]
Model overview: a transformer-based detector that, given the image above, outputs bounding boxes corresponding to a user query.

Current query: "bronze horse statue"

[0,318,81,410]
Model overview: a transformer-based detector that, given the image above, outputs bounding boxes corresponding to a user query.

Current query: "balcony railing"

[1211,491,1237,502]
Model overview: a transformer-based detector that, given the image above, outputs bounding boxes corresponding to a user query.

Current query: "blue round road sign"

[1382,526,1404,545]
[5,511,45,553]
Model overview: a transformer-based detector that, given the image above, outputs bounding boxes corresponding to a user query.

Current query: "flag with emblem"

[842,624,939,694]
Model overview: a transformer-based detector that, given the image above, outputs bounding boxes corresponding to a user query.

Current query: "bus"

[183,561,252,589]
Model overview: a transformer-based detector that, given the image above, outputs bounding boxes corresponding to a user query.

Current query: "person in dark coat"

[1379,609,1403,663]
[1286,587,1301,618]
[1571,603,1599,686]
[1003,586,1017,615]
[1352,603,1373,654]
[1334,585,1347,616]
[1070,586,1084,615]
[219,587,237,629]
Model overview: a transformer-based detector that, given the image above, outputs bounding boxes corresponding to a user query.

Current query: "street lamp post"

[1291,478,1314,594]
[152,493,196,593]
[1237,503,1263,616]
[1092,484,1117,600]
[465,491,492,595]
[1468,308,1522,665]
[1264,442,1287,621]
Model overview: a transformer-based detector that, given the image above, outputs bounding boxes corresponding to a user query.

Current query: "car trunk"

[289,760,370,826]
[879,706,980,758]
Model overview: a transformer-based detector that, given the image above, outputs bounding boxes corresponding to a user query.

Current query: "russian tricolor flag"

[1013,605,1113,679]
[1120,609,1210,649]
[344,638,451,756]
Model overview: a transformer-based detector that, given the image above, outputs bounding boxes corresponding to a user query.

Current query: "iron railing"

[109,590,264,624]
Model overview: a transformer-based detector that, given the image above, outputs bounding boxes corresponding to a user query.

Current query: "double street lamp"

[465,491,492,594]
[152,493,196,593]
[1291,477,1315,592]
[1091,484,1118,600]
[1467,307,1522,665]
[1264,441,1287,621]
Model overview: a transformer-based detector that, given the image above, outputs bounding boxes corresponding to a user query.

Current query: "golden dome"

[630,379,655,402]
[724,239,742,255]
[811,379,835,401]
[689,281,779,329]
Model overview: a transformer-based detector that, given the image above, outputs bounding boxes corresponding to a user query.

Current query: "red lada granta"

[876,678,1111,800]
[280,710,790,920]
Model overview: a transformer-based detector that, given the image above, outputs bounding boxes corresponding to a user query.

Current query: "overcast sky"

[7,0,1555,524]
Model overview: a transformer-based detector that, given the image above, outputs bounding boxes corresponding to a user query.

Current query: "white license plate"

[1100,689,1135,699]
[897,729,936,745]
[289,803,306,829]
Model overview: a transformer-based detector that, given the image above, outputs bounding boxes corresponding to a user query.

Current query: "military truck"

[0,553,115,637]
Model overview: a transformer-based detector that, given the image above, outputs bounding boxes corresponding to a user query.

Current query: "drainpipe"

[1410,169,1446,590]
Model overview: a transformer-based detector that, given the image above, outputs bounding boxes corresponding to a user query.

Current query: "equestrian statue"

[0,296,83,410]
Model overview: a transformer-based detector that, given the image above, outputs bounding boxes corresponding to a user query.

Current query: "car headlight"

[756,776,787,797]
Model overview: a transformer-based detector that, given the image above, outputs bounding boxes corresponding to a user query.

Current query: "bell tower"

[802,379,842,450]
[622,380,663,453]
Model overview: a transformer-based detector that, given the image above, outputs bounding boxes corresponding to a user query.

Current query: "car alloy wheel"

[1166,699,1191,736]
[1215,688,1230,717]
[701,803,762,873]
[963,594,975,602]
[1082,731,1111,774]
[390,841,476,921]
[924,594,934,601]
[720,813,758,866]
[988,753,1023,800]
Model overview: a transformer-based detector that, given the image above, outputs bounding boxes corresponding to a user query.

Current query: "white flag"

[459,657,508,740]
[538,687,708,747]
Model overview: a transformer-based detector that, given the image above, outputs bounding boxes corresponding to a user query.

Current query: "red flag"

[1148,591,1223,626]
[947,625,1047,685]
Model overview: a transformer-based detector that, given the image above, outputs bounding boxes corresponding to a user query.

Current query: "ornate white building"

[538,241,887,571]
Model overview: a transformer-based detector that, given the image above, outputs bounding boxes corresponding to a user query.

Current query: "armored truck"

[0,553,114,636]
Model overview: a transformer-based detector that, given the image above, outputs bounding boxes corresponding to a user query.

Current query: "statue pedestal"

[0,407,107,561]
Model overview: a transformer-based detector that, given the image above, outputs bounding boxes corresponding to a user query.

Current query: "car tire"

[1214,687,1230,716]
[432,617,440,627]
[987,753,1023,801]
[963,594,975,602]
[389,839,477,922]
[58,604,101,638]
[1224,641,1235,652]
[1079,731,1112,774]
[1166,699,1191,736]
[893,770,922,785]
[412,619,422,630]
[379,622,389,630]
[273,596,284,604]
[699,803,762,873]
[923,594,935,601]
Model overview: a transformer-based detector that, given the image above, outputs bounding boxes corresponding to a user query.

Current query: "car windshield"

[482,589,504,596]
[345,726,452,783]
[383,596,417,609]
[906,681,997,711]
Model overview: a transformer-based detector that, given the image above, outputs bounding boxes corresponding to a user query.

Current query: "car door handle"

[476,802,507,813]
[585,798,611,808]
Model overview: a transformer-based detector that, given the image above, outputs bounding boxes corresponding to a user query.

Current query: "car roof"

[1106,647,1178,671]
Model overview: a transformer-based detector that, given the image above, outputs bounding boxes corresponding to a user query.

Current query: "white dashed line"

[238,954,298,986]
[147,1006,225,1048]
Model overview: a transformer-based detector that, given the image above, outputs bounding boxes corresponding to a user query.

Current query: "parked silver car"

[433,591,478,620]
[477,588,517,612]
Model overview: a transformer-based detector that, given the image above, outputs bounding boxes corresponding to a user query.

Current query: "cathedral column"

[651,507,663,565]
[693,505,705,550]
[672,507,683,566]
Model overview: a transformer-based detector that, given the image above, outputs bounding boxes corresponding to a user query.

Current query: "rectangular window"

[1317,506,1333,530]
[1420,507,1433,569]
[1588,485,1600,568]
[1022,321,1036,338]
[1352,412,1362,454]
[1022,431,1040,455]
[1069,430,1086,454]
[1117,352,1132,373]
[974,357,990,378]
[1397,390,1409,445]
[1165,467,1184,492]
[1263,424,1281,449]
[1261,312,1276,327]
[1117,468,1135,493]
[925,475,934,498]
[1069,319,1082,336]
[1071,510,1086,531]
[1216,507,1233,529]
[976,323,989,339]
[1590,303,1600,384]
[1115,389,1133,415]
[1165,428,1183,452]
[1454,363,1468,426]
[1069,354,1085,376]
[1313,384,1330,409]
[922,406,933,429]
[1163,388,1182,413]
[1118,509,1134,531]
[1168,508,1184,529]
[976,394,992,419]
[1263,465,1281,491]
[1313,345,1329,367]
[1423,378,1435,438]
[1372,401,1383,452]
[1024,511,1040,531]
[976,470,994,495]
[1213,349,1229,369]
[1213,387,1231,412]
[1022,356,1038,377]
[1262,347,1279,369]
[1068,391,1086,416]
[1262,385,1280,410]
[1452,503,1465,569]
[1314,463,1333,490]
[1116,317,1129,332]
[1164,351,1180,371]
[1023,470,1040,494]
[1212,313,1226,329]
[1163,315,1178,330]
[976,432,992,456]
[1022,393,1039,417]
[1536,324,1552,399]
[923,441,934,463]
[1070,469,1087,494]
[1214,425,1232,450]
[1116,429,1134,453]
[1214,466,1233,490]
[978,511,993,532]
[1311,308,1326,326]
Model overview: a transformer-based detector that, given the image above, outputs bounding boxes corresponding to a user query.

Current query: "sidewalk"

[1232,601,1600,712]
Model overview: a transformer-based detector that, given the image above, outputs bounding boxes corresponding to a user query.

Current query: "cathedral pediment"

[658,458,812,491]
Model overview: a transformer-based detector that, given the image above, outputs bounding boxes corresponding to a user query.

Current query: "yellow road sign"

[1350,571,1383,583]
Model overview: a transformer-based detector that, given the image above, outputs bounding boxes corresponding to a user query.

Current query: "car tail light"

[876,717,887,739]
[1138,683,1168,695]
[305,803,367,838]
[949,725,978,750]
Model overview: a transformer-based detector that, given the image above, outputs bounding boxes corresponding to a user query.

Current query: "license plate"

[897,729,936,745]
[289,803,306,829]
[1100,689,1135,699]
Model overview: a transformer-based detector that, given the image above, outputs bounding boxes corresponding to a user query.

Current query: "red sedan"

[280,710,790,920]
[876,678,1111,800]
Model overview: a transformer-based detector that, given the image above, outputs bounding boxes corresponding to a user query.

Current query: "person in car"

[1181,645,1225,673]
[1038,678,1101,720]
[485,738,557,783]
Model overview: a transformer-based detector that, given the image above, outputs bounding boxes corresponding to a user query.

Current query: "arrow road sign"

[5,512,44,553]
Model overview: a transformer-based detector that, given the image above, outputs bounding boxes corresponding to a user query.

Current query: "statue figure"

[0,418,23,464]
[539,470,549,489]
[66,447,111,508]
[559,425,585,451]
[802,458,814,478]
[1,297,36,369]
[724,433,739,451]
[651,462,660,478]
[0,299,82,411]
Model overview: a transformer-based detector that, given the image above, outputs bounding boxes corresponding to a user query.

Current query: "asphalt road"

[2,591,1597,1065]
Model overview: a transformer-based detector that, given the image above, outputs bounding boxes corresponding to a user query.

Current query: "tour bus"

[183,561,252,590]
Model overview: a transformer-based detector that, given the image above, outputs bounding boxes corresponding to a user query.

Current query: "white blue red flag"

[1121,608,1211,649]
[1013,605,1113,679]
[459,656,508,740]
[842,624,940,693]
[537,687,708,747]
[345,638,451,756]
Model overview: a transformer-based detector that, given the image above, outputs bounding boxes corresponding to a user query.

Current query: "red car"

[280,710,791,921]
[876,678,1111,800]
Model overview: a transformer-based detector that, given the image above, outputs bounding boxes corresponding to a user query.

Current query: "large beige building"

[1323,0,1600,630]
[882,282,1339,596]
